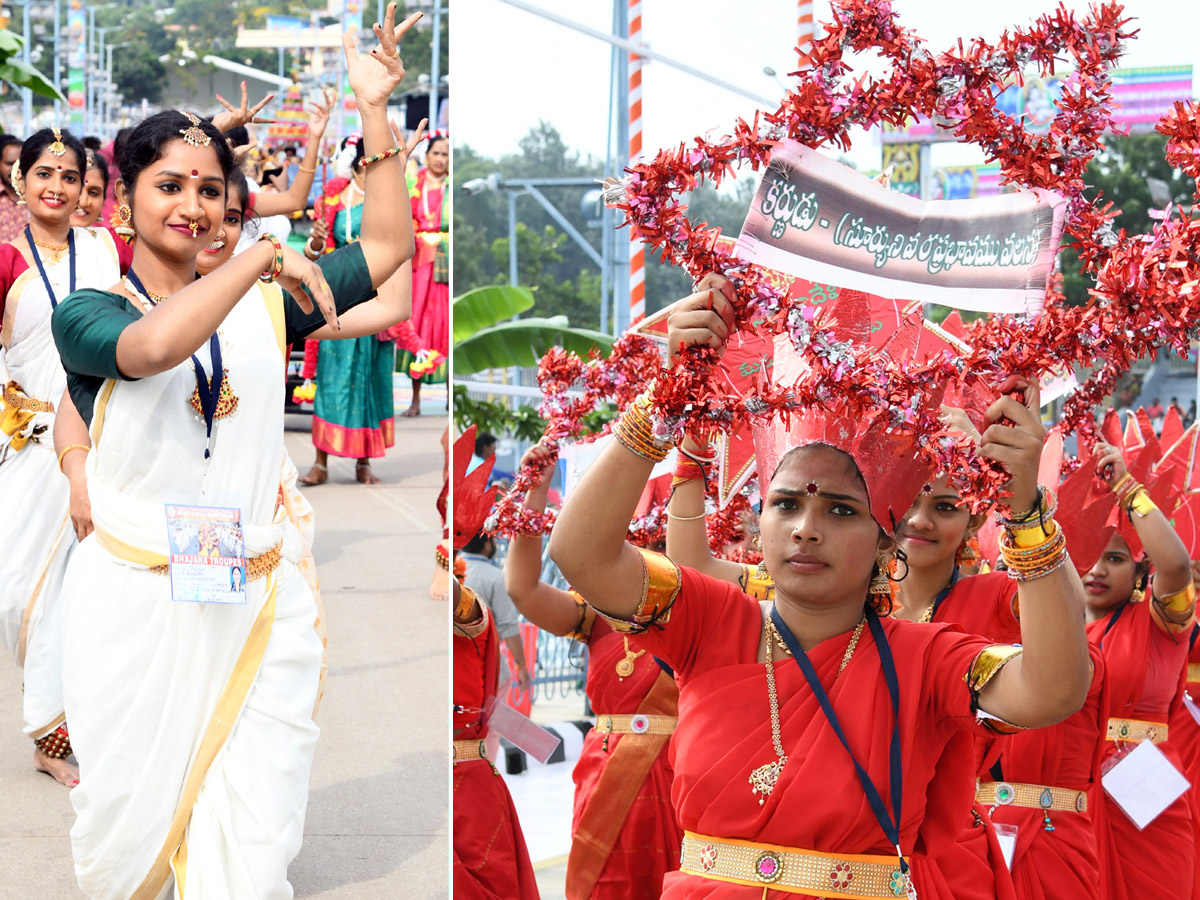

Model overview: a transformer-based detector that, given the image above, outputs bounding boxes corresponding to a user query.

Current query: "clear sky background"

[455,0,1200,170]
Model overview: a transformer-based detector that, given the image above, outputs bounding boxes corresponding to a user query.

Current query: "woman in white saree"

[0,127,129,786]
[48,8,420,898]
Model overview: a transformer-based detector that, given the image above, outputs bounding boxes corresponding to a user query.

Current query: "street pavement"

[0,382,449,898]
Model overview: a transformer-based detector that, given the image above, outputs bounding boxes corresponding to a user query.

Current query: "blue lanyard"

[126,269,223,459]
[25,226,75,308]
[1097,601,1128,649]
[925,566,961,623]
[769,605,909,877]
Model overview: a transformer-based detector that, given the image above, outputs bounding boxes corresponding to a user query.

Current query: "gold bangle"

[455,584,479,621]
[1125,486,1158,517]
[666,511,707,521]
[297,164,317,174]
[1158,581,1197,614]
[57,443,89,474]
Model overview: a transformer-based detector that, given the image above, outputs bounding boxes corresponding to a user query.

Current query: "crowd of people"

[0,5,444,897]
[451,272,1200,900]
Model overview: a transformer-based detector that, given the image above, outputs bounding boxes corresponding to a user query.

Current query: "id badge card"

[164,504,247,605]
[483,696,562,764]
[1101,739,1190,830]
[992,823,1018,870]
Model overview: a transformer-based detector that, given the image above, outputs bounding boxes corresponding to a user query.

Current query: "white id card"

[1101,739,1190,830]
[164,504,247,605]
[992,823,1018,870]
[1185,693,1200,729]
[483,696,562,764]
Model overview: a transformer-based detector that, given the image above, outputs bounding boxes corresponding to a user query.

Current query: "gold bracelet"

[1157,581,1197,614]
[612,392,671,463]
[297,164,317,174]
[1125,485,1158,517]
[667,511,707,521]
[57,443,89,474]
[455,584,479,621]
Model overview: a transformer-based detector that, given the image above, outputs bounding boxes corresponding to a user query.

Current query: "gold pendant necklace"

[750,612,867,805]
[123,277,167,308]
[189,367,240,421]
[614,635,646,680]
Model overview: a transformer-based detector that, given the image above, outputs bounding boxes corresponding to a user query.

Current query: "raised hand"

[213,81,274,131]
[1091,440,1128,488]
[978,375,1045,514]
[391,117,428,156]
[307,89,335,139]
[344,2,422,110]
[664,273,737,366]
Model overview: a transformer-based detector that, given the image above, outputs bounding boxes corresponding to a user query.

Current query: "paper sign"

[1101,739,1190,829]
[483,696,562,764]
[735,140,1066,313]
[993,823,1018,870]
[164,504,248,605]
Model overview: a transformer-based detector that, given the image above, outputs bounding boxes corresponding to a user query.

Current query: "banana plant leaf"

[0,57,65,102]
[453,316,615,375]
[452,284,535,342]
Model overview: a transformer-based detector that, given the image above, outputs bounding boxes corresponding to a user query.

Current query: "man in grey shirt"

[460,531,531,693]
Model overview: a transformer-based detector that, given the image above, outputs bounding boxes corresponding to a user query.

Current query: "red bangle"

[258,233,284,283]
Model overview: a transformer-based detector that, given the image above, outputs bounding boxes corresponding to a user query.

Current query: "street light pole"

[53,0,61,120]
[429,0,442,130]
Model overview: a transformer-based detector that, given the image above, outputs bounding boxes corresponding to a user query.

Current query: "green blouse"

[52,242,376,425]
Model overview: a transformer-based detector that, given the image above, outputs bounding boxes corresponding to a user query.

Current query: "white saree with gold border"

[61,282,322,900]
[0,227,122,740]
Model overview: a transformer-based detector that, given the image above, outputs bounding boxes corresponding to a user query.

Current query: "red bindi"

[805,481,820,495]
[190,169,199,178]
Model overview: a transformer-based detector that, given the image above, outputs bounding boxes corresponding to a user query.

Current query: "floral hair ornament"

[48,128,66,157]
[179,112,211,149]
[10,158,24,205]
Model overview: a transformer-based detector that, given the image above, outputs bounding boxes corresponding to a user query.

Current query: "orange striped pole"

[798,1,815,63]
[628,0,645,326]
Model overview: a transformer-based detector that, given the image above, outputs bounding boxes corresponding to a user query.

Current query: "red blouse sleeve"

[245,191,257,215]
[0,242,30,322]
[95,225,134,274]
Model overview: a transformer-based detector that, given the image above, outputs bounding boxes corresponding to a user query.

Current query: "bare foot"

[356,462,381,485]
[34,747,79,787]
[298,462,328,486]
[400,404,421,417]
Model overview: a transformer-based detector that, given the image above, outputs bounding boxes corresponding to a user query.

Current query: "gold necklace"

[749,611,867,806]
[614,635,646,680]
[32,236,69,252]
[123,277,167,307]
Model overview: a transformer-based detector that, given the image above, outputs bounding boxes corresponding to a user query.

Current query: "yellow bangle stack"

[1112,474,1158,517]
[999,519,1069,581]
[612,392,672,463]
[1001,487,1058,549]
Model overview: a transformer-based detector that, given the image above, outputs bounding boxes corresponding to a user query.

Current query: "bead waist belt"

[1189,663,1200,683]
[453,738,489,763]
[149,543,283,582]
[2,382,53,414]
[679,831,910,898]
[595,713,677,736]
[976,780,1087,813]
[1106,717,1168,743]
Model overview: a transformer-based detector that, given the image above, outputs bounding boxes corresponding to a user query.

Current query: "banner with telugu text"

[734,140,1066,314]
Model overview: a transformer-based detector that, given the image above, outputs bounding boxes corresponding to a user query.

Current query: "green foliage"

[1060,132,1190,307]
[452,285,535,342]
[0,30,64,101]
[454,316,614,375]
[453,386,618,441]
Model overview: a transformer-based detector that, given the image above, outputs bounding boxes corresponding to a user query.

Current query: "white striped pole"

[628,0,645,327]
[798,1,815,62]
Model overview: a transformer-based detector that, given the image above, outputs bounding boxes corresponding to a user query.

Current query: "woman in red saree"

[1083,441,1196,900]
[505,440,682,899]
[452,576,539,899]
[548,277,1092,899]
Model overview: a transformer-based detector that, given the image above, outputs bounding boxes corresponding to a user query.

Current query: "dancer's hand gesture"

[213,81,274,131]
[392,117,428,156]
[345,2,422,110]
[276,247,340,332]
[664,273,737,366]
[307,89,335,139]
[1091,441,1128,488]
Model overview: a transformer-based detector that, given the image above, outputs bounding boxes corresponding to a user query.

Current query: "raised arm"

[969,377,1091,728]
[346,3,421,288]
[665,432,746,585]
[252,91,334,219]
[505,441,590,636]
[548,279,737,617]
[1094,441,1195,634]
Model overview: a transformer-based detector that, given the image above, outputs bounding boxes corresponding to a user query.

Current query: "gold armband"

[1152,581,1196,634]
[455,584,480,622]
[740,562,776,602]
[1125,486,1157,517]
[593,548,681,634]
[564,590,597,643]
[965,644,1025,735]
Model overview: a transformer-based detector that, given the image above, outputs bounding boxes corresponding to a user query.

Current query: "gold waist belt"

[1106,717,1168,743]
[2,381,54,414]
[1189,663,1200,683]
[595,713,677,736]
[679,831,910,898]
[453,738,489,763]
[976,780,1087,813]
[146,543,283,582]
